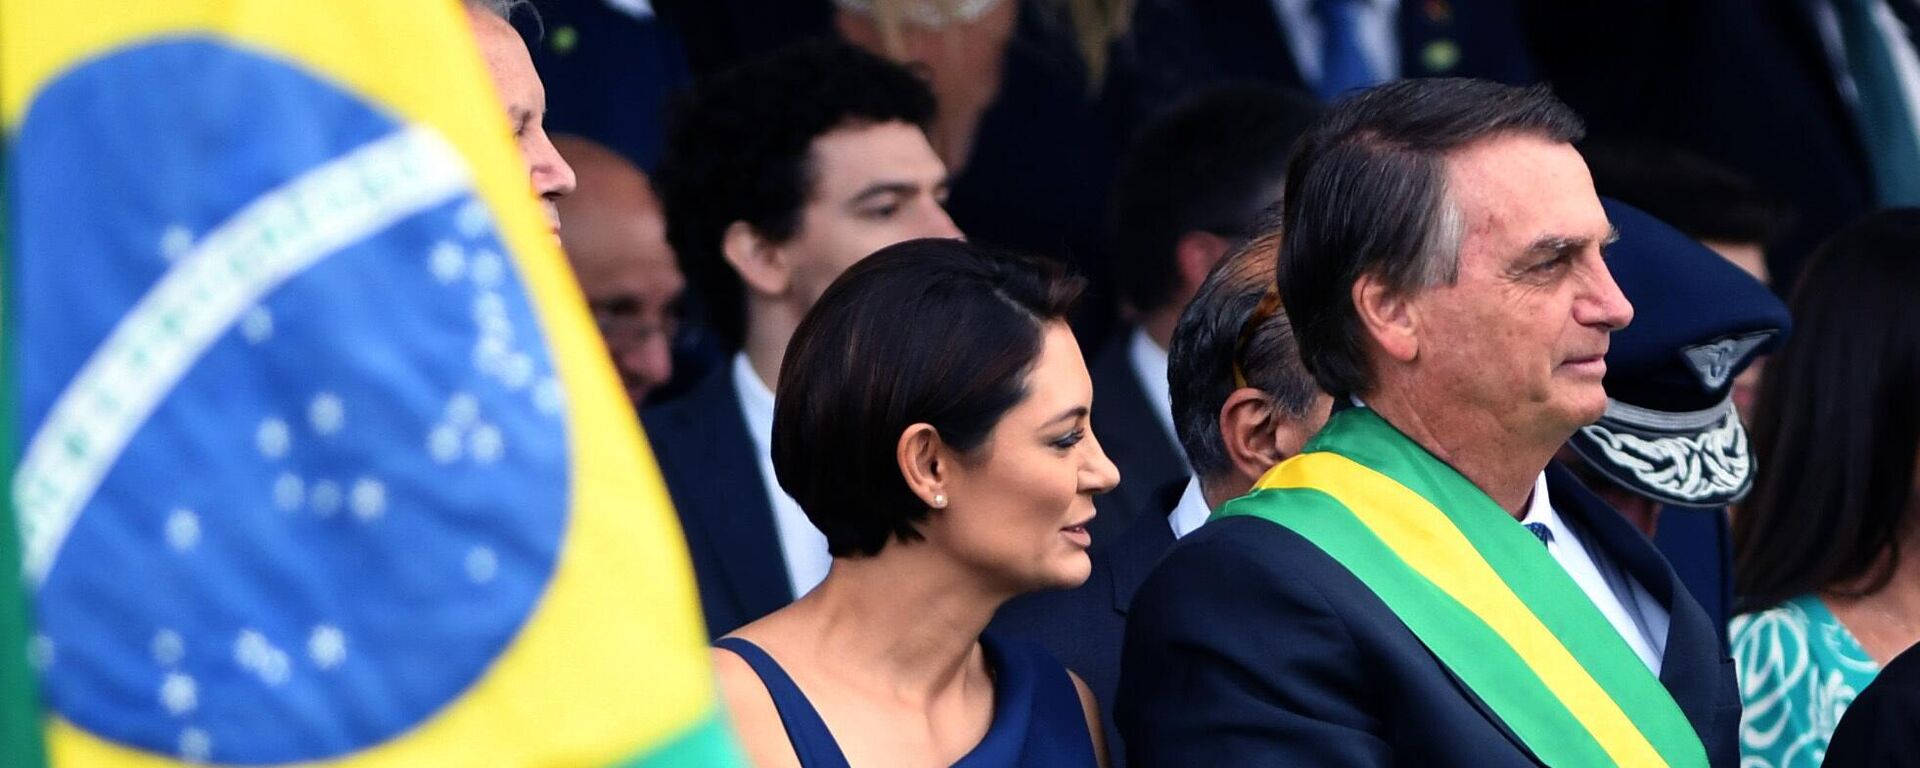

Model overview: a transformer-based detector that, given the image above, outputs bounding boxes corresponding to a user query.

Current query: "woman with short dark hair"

[712,239,1118,767]
[1730,209,1920,768]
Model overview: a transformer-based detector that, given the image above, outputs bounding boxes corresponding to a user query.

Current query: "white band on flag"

[14,124,474,584]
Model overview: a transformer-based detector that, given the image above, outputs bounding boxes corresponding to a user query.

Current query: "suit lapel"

[1088,333,1187,536]
[1430,652,1543,764]
[1546,465,1720,750]
[1403,465,1713,765]
[672,367,794,624]
[1107,479,1184,616]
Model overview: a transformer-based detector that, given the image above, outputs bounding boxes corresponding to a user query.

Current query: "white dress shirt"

[1127,328,1181,450]
[731,353,831,599]
[1268,0,1402,88]
[1520,472,1670,674]
[1168,476,1212,539]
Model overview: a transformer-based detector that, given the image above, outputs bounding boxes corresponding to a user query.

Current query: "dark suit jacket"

[1655,505,1734,652]
[1117,462,1741,767]
[1121,0,1535,122]
[514,0,692,172]
[992,478,1185,766]
[1087,332,1186,548]
[1098,332,1182,545]
[650,0,832,76]
[944,1,1131,347]
[640,364,792,638]
[1824,638,1920,766]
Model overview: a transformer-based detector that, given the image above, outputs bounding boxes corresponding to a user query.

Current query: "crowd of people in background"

[467,0,1920,765]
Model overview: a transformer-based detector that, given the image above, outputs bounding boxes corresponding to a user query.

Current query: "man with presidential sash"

[1116,79,1739,766]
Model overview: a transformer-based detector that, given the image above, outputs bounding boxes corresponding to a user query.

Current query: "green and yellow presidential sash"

[1216,407,1708,767]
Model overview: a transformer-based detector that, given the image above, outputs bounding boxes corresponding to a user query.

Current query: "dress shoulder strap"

[714,637,851,768]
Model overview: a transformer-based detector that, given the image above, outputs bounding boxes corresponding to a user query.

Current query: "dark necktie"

[1833,0,1920,204]
[1524,522,1553,547]
[1312,0,1381,101]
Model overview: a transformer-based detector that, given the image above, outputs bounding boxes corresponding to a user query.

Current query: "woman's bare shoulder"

[711,639,803,768]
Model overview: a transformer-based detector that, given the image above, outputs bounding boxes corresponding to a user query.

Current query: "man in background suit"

[514,0,694,172]
[1522,0,1920,286]
[1086,84,1319,543]
[1122,0,1535,115]
[993,229,1331,764]
[552,135,683,407]
[646,40,961,638]
[1119,79,1739,766]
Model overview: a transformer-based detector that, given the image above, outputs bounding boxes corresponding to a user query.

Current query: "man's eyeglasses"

[588,298,681,347]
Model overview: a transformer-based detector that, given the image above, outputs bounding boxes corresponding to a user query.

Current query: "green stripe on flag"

[0,139,49,768]
[612,709,745,767]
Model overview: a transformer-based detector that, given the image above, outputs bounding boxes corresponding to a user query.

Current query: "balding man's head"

[553,136,682,406]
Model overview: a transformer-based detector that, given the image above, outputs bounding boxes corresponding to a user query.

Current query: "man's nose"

[530,133,576,201]
[914,202,963,240]
[618,336,673,395]
[1578,257,1634,331]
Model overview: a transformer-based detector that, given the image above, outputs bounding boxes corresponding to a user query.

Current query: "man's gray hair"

[467,0,531,20]
[1276,79,1585,399]
[1168,224,1322,485]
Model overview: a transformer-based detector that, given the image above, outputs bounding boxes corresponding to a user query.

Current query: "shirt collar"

[1128,327,1178,445]
[1169,476,1211,539]
[1518,471,1557,528]
[731,352,776,451]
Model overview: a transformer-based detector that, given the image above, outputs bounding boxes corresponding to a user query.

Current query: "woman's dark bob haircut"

[1734,209,1920,611]
[772,239,1085,557]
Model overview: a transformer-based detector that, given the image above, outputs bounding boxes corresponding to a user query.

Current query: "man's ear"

[722,220,792,297]
[1219,388,1288,484]
[1352,271,1418,364]
[1269,393,1333,459]
[1174,231,1233,296]
[896,423,948,509]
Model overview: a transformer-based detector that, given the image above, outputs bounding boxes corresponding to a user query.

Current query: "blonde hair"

[846,0,1132,87]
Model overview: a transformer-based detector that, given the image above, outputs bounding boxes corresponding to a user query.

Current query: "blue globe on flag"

[12,40,566,763]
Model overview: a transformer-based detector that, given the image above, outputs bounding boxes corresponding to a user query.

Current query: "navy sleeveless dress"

[714,632,1097,767]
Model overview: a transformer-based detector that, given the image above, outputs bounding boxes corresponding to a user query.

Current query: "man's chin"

[1567,396,1609,428]
[1548,385,1610,429]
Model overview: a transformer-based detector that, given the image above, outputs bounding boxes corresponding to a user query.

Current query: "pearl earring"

[932,493,948,509]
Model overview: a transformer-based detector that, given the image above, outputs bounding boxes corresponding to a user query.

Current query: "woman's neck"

[1825,517,1920,665]
[774,546,1009,703]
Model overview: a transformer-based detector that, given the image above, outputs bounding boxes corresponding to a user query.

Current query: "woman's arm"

[711,647,803,768]
[1070,670,1110,768]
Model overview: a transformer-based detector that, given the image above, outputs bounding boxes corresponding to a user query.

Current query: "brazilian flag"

[1,1,741,765]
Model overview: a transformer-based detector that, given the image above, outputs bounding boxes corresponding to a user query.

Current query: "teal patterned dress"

[1731,595,1883,767]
